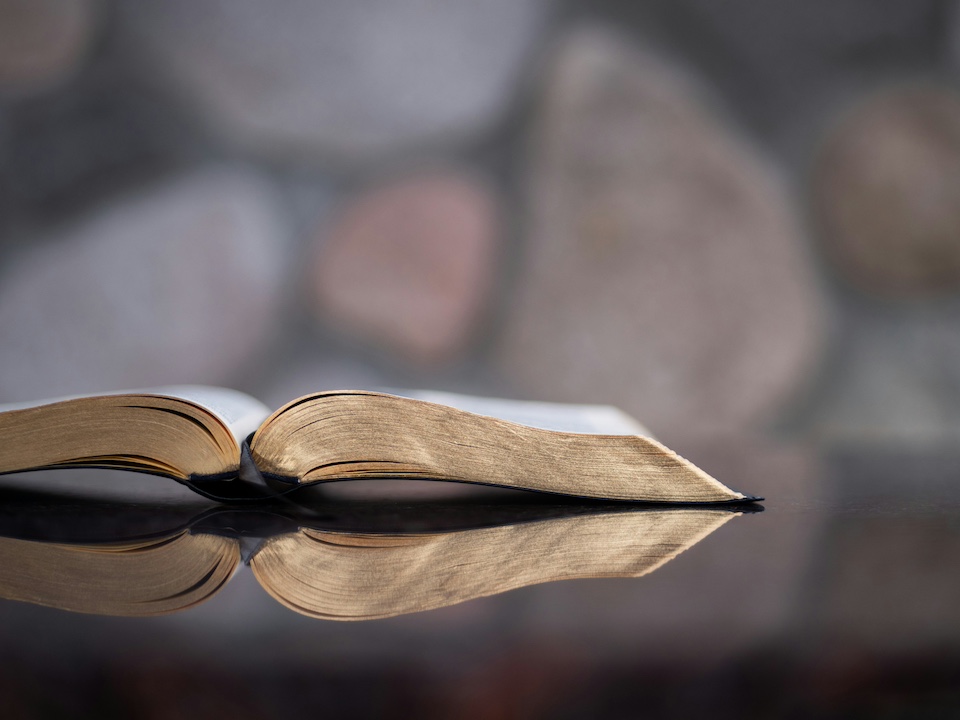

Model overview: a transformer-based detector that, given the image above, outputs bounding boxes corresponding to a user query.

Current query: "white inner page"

[0,386,271,443]
[153,386,271,441]
[392,390,651,437]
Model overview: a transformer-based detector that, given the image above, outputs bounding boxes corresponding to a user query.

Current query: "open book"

[0,491,746,619]
[0,386,757,503]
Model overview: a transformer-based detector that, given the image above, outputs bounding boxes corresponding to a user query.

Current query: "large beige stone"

[497,28,822,435]
[120,0,550,162]
[311,172,500,364]
[0,0,99,94]
[813,85,960,295]
[0,167,289,402]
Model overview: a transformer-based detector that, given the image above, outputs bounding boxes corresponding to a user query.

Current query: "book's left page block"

[0,386,271,444]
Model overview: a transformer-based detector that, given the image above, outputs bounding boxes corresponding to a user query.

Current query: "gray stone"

[497,28,823,436]
[120,0,550,162]
[805,307,960,444]
[0,0,100,94]
[312,172,501,364]
[813,85,960,295]
[0,167,289,402]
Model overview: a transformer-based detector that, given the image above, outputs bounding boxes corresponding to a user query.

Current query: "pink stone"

[0,0,99,94]
[312,173,500,364]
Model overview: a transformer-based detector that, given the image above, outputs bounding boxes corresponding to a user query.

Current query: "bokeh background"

[6,0,960,448]
[3,1,960,717]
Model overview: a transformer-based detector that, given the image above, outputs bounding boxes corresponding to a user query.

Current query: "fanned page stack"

[0,386,755,503]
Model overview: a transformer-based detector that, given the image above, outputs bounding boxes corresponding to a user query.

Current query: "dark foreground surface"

[1,443,958,719]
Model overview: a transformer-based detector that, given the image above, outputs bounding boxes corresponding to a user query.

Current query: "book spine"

[185,441,300,502]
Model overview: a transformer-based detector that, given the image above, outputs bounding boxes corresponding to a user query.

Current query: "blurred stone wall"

[1,0,959,445]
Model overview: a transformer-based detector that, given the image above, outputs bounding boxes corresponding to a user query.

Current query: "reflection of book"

[0,491,748,619]
[0,531,238,617]
[0,387,756,503]
[252,509,739,621]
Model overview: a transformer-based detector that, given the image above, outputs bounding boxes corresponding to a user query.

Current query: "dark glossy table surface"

[1,443,958,719]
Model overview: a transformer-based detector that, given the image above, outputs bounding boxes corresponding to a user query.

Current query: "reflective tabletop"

[1,443,958,718]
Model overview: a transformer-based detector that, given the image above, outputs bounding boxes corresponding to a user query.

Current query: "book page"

[152,386,271,442]
[392,390,652,437]
[0,386,270,443]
